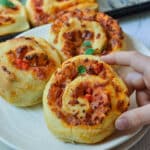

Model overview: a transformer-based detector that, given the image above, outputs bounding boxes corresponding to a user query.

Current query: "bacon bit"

[96,33,101,39]
[67,115,80,126]
[81,24,86,28]
[63,30,82,42]
[26,53,49,67]
[62,30,94,57]
[16,46,29,59]
[84,94,92,101]
[21,61,30,70]
[68,99,79,106]
[64,22,70,27]
[15,59,29,70]
[63,32,74,41]
[33,67,46,80]
[84,58,89,62]
[112,81,122,93]
[86,88,92,94]
[73,86,84,98]
[92,63,103,75]
[56,97,62,107]
[0,16,15,25]
[55,110,64,119]
[15,58,22,64]
[88,64,103,75]
[32,0,52,26]
[93,87,108,102]
[49,86,63,105]
[117,100,125,113]
[91,100,101,109]
[91,111,105,124]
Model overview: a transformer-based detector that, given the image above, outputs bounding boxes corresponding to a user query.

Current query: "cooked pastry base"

[0,0,29,36]
[43,55,129,143]
[0,37,61,106]
[48,9,125,61]
[26,0,98,26]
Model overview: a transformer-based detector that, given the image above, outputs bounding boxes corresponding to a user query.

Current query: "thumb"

[115,104,150,130]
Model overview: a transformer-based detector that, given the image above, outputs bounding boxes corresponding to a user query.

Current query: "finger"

[117,71,145,95]
[101,51,150,73]
[143,67,150,90]
[136,90,150,106]
[115,104,150,130]
[125,72,145,91]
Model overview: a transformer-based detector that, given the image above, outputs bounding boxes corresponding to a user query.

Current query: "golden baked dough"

[0,37,61,107]
[0,0,29,36]
[48,9,125,61]
[26,0,98,26]
[43,55,129,144]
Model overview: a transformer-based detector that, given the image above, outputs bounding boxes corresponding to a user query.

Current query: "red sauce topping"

[7,43,56,80]
[0,16,15,25]
[51,9,124,55]
[62,30,94,58]
[32,0,52,26]
[48,59,115,126]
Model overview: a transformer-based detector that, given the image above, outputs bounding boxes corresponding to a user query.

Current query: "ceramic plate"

[0,24,150,150]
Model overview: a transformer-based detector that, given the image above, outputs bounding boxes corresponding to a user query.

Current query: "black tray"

[104,1,150,18]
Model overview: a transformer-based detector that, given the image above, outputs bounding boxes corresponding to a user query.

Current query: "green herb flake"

[78,65,86,74]
[0,0,16,8]
[85,48,95,55]
[82,41,92,47]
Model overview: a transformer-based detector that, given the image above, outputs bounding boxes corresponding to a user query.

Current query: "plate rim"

[0,24,149,150]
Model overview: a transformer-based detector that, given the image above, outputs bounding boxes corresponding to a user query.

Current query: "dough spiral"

[49,9,125,61]
[43,55,129,143]
[0,0,29,36]
[0,37,61,106]
[26,0,98,26]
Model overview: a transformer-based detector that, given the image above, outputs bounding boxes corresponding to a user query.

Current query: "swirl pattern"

[26,0,98,26]
[48,9,125,61]
[0,37,61,106]
[0,0,29,36]
[43,55,129,143]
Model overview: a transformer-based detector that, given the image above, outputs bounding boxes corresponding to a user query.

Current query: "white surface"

[114,126,150,150]
[0,20,150,150]
[119,11,150,150]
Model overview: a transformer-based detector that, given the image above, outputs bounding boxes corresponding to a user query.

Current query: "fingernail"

[115,117,129,130]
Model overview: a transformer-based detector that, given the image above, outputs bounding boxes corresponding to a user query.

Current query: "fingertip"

[115,117,129,130]
[100,54,115,64]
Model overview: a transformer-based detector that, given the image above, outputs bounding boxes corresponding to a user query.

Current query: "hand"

[101,51,150,130]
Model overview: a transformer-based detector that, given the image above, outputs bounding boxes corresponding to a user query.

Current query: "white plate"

[0,24,150,150]
[114,126,150,150]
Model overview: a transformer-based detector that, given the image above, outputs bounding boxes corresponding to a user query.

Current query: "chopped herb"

[0,0,15,8]
[82,41,92,47]
[78,65,86,74]
[85,48,95,55]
